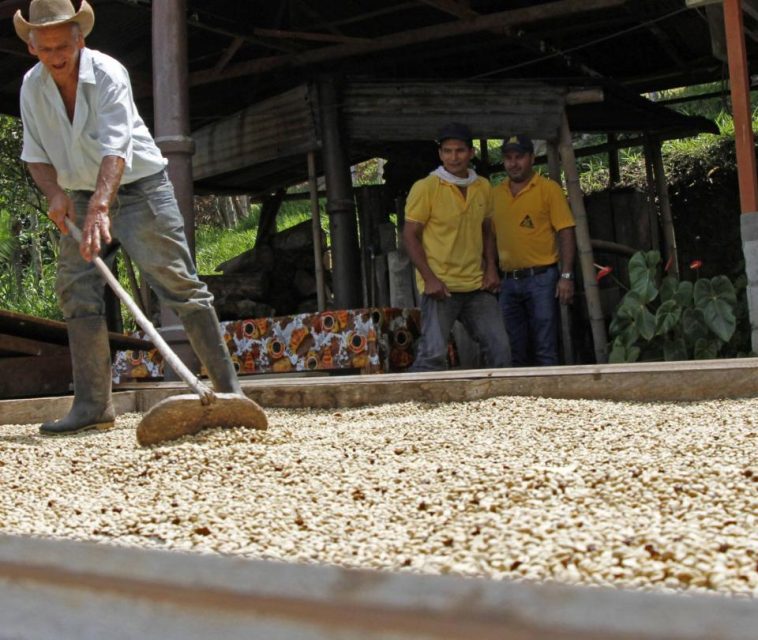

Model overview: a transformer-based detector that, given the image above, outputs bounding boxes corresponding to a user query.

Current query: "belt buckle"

[511,269,521,280]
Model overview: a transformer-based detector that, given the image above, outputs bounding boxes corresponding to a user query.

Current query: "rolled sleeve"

[19,87,51,164]
[405,179,431,226]
[96,75,134,167]
[547,181,576,231]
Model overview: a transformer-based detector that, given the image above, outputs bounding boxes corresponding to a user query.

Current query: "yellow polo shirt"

[405,174,491,293]
[491,173,575,272]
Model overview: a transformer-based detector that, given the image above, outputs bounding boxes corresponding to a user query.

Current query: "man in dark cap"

[402,122,511,371]
[15,0,244,435]
[491,135,576,366]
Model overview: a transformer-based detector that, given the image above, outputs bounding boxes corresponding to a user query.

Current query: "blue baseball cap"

[501,135,534,154]
[436,122,473,147]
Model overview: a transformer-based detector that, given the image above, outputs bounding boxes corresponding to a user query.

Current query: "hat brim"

[501,144,533,154]
[14,0,94,43]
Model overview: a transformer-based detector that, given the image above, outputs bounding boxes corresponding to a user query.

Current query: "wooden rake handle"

[64,218,215,404]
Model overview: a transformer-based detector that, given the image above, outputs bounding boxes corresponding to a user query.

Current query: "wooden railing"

[0,534,756,639]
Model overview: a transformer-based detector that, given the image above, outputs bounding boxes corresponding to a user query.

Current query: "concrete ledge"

[2,358,758,425]
[0,534,756,640]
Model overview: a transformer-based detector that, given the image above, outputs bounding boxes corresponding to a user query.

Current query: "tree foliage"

[0,115,61,319]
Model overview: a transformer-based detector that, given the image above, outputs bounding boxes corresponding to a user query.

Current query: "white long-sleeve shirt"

[20,47,166,191]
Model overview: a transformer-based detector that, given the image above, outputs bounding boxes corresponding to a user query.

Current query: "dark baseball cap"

[501,135,534,154]
[436,122,473,147]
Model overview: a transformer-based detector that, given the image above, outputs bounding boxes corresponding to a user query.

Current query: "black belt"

[503,264,556,280]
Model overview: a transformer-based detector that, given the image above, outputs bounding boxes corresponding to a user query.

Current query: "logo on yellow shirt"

[520,214,535,229]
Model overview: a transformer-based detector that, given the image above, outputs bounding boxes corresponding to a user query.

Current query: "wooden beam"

[0,334,68,357]
[3,532,758,640]
[0,355,72,399]
[650,136,680,278]
[416,0,479,20]
[251,27,369,45]
[724,0,758,213]
[558,111,608,364]
[212,36,244,76]
[108,0,298,54]
[303,2,419,30]
[607,132,620,185]
[307,151,327,312]
[189,0,627,87]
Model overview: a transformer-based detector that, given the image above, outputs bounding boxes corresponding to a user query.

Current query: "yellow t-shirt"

[491,173,575,272]
[405,174,491,293]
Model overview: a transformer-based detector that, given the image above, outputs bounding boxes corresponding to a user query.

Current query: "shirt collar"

[38,47,95,91]
[78,48,96,86]
[506,171,539,196]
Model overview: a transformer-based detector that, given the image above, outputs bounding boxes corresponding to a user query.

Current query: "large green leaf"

[620,291,656,341]
[674,280,694,308]
[628,250,660,301]
[663,336,688,361]
[609,337,641,363]
[694,277,737,342]
[693,338,721,360]
[659,276,678,303]
[609,312,631,337]
[655,300,681,336]
[682,308,710,343]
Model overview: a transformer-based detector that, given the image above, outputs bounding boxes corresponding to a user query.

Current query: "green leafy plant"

[608,250,739,363]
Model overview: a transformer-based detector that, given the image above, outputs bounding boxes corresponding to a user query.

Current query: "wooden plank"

[0,333,68,357]
[0,391,136,426]
[0,355,72,399]
[74,357,758,424]
[5,357,758,424]
[0,534,756,640]
[0,308,153,351]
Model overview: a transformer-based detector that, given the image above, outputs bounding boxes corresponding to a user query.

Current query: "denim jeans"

[57,170,214,320]
[410,290,511,372]
[499,265,559,366]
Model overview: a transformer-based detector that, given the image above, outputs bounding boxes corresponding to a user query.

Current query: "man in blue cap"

[491,134,576,366]
[402,122,511,371]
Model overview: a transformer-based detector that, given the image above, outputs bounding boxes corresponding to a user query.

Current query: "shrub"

[608,250,743,362]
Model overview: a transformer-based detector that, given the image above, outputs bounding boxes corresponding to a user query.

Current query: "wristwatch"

[560,272,574,280]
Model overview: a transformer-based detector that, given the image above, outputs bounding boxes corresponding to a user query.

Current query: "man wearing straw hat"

[14,0,243,435]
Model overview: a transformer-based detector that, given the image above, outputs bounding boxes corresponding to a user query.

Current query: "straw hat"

[14,0,94,43]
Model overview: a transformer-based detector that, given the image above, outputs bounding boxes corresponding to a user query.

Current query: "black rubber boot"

[182,307,242,394]
[40,316,115,436]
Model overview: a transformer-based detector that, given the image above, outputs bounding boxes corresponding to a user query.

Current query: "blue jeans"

[57,170,214,320]
[410,290,511,372]
[499,265,559,366]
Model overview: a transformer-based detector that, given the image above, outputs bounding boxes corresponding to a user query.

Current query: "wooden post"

[152,0,198,379]
[547,141,574,366]
[558,113,608,364]
[317,74,362,310]
[546,141,562,186]
[307,151,327,312]
[724,0,758,213]
[642,135,661,253]
[724,0,758,353]
[607,133,620,187]
[479,138,490,178]
[650,137,679,279]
